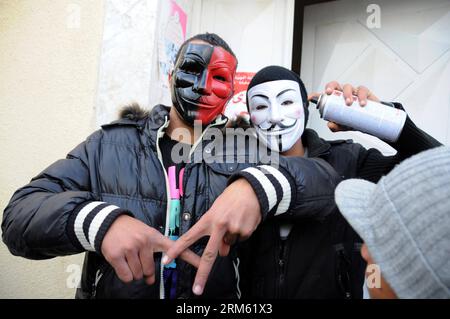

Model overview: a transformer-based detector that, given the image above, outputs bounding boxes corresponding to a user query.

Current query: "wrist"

[228,165,294,220]
[234,178,261,219]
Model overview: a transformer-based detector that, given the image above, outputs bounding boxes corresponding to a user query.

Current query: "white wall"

[190,0,295,73]
[95,0,195,126]
[0,0,105,298]
[301,0,450,152]
[95,0,159,126]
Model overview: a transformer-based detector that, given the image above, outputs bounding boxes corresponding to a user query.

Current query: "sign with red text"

[223,72,255,123]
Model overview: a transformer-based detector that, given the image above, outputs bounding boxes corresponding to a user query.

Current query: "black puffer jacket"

[2,105,341,299]
[239,105,442,299]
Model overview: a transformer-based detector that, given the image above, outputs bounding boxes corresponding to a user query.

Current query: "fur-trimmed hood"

[117,103,228,129]
[102,104,171,138]
[119,103,150,121]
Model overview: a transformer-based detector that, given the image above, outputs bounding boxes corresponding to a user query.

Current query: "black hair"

[246,65,309,127]
[174,32,237,63]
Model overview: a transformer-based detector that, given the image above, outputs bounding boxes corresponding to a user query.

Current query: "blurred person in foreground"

[335,146,450,299]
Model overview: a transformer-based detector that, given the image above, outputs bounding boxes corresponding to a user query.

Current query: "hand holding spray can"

[310,90,407,142]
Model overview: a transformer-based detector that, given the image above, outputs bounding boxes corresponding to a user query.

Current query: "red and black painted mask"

[170,43,237,126]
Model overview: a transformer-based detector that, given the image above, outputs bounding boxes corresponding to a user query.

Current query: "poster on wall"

[223,72,255,125]
[158,0,187,103]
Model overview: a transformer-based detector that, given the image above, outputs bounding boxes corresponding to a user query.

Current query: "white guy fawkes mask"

[248,80,305,152]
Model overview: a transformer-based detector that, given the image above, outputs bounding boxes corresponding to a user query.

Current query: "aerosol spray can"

[311,90,407,142]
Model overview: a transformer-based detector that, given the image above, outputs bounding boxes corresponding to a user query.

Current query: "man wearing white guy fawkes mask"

[248,75,309,153]
[238,65,441,299]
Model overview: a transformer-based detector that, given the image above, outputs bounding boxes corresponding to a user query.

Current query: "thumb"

[308,92,321,101]
[327,121,341,132]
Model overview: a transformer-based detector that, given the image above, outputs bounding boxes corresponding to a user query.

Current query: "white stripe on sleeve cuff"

[88,205,119,249]
[74,201,105,251]
[259,165,292,215]
[241,167,278,212]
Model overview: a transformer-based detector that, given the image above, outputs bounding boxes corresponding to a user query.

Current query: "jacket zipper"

[156,116,171,299]
[188,116,228,159]
[156,116,227,299]
[277,238,288,298]
[335,244,352,299]
[91,268,103,299]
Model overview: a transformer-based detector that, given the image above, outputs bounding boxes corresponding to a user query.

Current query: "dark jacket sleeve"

[229,156,341,221]
[356,103,442,182]
[2,134,132,260]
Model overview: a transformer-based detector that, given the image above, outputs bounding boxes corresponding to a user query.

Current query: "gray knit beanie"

[335,146,450,299]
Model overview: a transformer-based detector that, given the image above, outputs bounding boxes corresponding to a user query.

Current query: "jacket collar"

[104,104,229,148]
[302,129,332,158]
[103,107,332,158]
[144,104,228,129]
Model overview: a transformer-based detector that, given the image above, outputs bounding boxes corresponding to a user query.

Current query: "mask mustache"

[259,120,296,131]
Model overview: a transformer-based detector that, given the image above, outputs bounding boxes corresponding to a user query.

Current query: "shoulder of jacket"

[83,123,142,147]
[327,138,366,158]
[100,103,151,130]
[328,138,353,145]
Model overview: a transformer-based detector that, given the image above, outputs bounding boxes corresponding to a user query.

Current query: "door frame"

[291,0,336,74]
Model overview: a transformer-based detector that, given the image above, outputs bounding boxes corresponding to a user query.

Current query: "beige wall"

[0,0,105,298]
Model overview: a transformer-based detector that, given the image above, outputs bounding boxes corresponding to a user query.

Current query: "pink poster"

[170,0,187,39]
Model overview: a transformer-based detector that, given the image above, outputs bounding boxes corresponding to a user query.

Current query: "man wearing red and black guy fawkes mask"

[170,34,237,126]
[3,31,346,300]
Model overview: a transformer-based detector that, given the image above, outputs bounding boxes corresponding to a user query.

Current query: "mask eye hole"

[180,59,202,74]
[281,100,293,106]
[213,75,226,82]
[255,105,268,111]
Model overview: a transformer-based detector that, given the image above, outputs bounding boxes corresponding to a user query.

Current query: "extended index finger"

[308,92,321,101]
[192,227,226,295]
[162,219,208,265]
[157,235,201,269]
